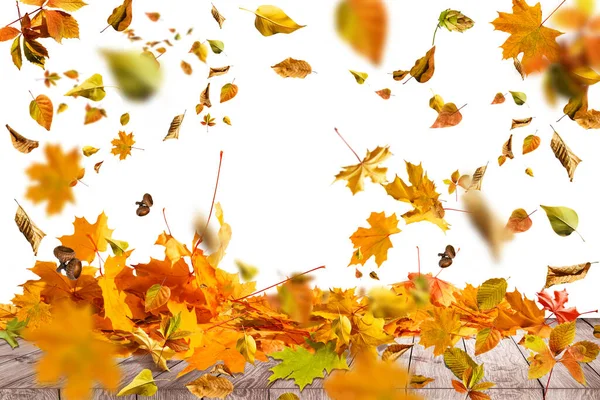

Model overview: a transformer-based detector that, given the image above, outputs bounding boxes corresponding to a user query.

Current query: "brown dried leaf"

[550,129,581,182]
[186,374,233,399]
[575,109,600,129]
[410,46,436,83]
[211,4,226,29]
[506,208,533,233]
[545,263,592,288]
[409,375,435,388]
[468,164,487,191]
[271,58,312,78]
[492,93,506,104]
[375,88,391,100]
[208,66,230,78]
[502,134,514,159]
[15,203,46,255]
[511,117,532,129]
[431,103,462,128]
[180,60,192,75]
[7,124,39,154]
[220,83,238,103]
[164,112,185,141]
[392,70,409,81]
[381,343,413,362]
[200,83,212,108]
[94,161,103,173]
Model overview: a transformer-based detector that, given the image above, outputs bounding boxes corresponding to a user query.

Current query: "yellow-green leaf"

[476,278,507,311]
[241,5,305,36]
[65,74,106,101]
[220,83,238,103]
[540,205,579,238]
[102,50,162,101]
[509,91,527,105]
[236,334,257,364]
[349,70,368,84]
[145,284,171,312]
[549,322,576,355]
[207,39,225,54]
[117,369,157,396]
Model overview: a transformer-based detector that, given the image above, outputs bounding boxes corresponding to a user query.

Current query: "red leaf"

[536,289,580,323]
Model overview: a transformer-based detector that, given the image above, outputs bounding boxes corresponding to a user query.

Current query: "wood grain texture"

[408,339,463,388]
[147,388,267,399]
[0,389,58,400]
[410,388,544,399]
[269,388,328,400]
[0,340,39,361]
[579,319,600,386]
[0,350,41,388]
[464,337,542,389]
[545,389,600,399]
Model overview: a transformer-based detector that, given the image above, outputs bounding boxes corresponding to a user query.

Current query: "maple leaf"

[132,327,176,371]
[268,340,349,390]
[98,255,134,331]
[494,289,545,334]
[419,308,463,356]
[111,131,135,160]
[59,212,114,263]
[350,311,394,356]
[11,284,51,329]
[156,232,191,265]
[334,145,391,194]
[536,289,581,323]
[27,261,102,304]
[406,272,459,307]
[491,0,563,75]
[0,318,27,348]
[348,211,401,267]
[383,161,449,232]
[25,144,82,215]
[179,330,248,376]
[22,301,120,400]
[166,301,201,357]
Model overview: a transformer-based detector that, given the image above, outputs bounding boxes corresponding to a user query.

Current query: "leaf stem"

[162,208,172,236]
[334,127,361,163]
[432,25,440,46]
[543,367,554,399]
[443,208,471,213]
[4,6,43,27]
[541,0,567,27]
[416,246,421,277]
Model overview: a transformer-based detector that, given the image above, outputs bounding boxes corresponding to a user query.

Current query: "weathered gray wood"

[112,355,184,391]
[407,388,465,399]
[410,388,544,399]
[0,341,39,363]
[408,339,464,388]
[86,390,135,400]
[579,319,600,385]
[464,337,542,389]
[147,388,267,399]
[0,389,59,399]
[545,389,600,399]
[0,350,42,388]
[269,388,328,400]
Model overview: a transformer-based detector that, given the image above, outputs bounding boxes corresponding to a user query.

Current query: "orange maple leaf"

[179,330,248,376]
[11,284,52,329]
[22,301,121,400]
[59,212,114,263]
[98,255,134,331]
[348,211,401,267]
[27,261,102,304]
[25,144,82,215]
[419,308,463,356]
[491,0,563,75]
[111,131,135,160]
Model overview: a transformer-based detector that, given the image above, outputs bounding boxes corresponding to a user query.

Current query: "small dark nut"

[142,193,154,207]
[53,246,76,264]
[137,205,150,216]
[65,258,82,280]
[438,257,453,268]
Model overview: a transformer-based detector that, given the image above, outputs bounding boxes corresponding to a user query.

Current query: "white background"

[1,0,599,314]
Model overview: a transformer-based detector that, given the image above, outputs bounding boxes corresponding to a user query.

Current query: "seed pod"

[439,257,453,268]
[54,245,76,264]
[137,205,150,216]
[65,258,82,280]
[142,193,154,207]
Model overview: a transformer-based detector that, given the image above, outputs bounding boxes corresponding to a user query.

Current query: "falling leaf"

[369,271,380,280]
[444,347,477,379]
[537,290,581,323]
[10,36,22,70]
[540,205,580,238]
[510,91,527,105]
[348,211,401,267]
[349,70,368,84]
[164,112,185,141]
[525,167,534,177]
[82,146,99,157]
[14,202,45,255]
[107,0,133,32]
[208,66,230,78]
[180,60,192,75]
[477,278,507,310]
[392,70,409,81]
[492,93,506,104]
[575,109,600,129]
[506,208,533,233]
[550,129,581,182]
[335,0,388,65]
[29,94,53,131]
[502,134,514,160]
[334,145,390,194]
[26,144,82,215]
[271,58,312,78]
[241,5,305,36]
[420,308,463,355]
[236,334,257,364]
[429,94,462,128]
[64,74,106,101]
[117,369,157,396]
[102,50,162,101]
[468,164,487,191]
[200,83,212,108]
[59,212,114,263]
[94,160,103,173]
[111,131,135,160]
[201,113,216,129]
[511,117,532,129]
[438,9,474,33]
[544,262,592,288]
[145,12,160,22]
[208,39,225,54]
[84,104,107,125]
[43,71,61,88]
[381,343,413,362]
[211,4,226,28]
[475,328,502,355]
[375,88,391,99]
[145,283,171,312]
[189,41,208,63]
[105,238,129,256]
[120,113,129,126]
[522,134,540,154]
[220,83,238,103]
[410,46,436,83]
[223,116,232,125]
[235,260,259,281]
[57,103,68,114]
[186,374,233,399]
[63,70,79,79]
[491,0,563,75]
[0,27,20,42]
[6,124,38,154]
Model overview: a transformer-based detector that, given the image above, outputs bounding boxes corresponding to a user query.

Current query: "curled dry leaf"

[180,60,192,75]
[525,167,534,177]
[6,124,38,154]
[522,134,540,154]
[369,271,380,280]
[208,66,230,78]
[410,46,436,83]
[492,92,506,104]
[82,146,99,157]
[375,88,391,99]
[29,94,53,131]
[410,375,435,388]
[211,4,226,28]
[107,0,133,32]
[200,83,212,108]
[349,70,368,84]
[575,109,600,129]
[271,58,312,78]
[223,116,232,126]
[15,203,46,255]
[335,0,388,65]
[468,164,487,191]
[334,145,391,194]
[220,83,238,103]
[392,70,409,81]
[84,104,107,125]
[242,5,305,36]
[511,117,532,129]
[381,343,413,362]
[94,160,103,173]
[277,394,300,400]
[164,112,185,141]
[236,334,257,364]
[186,374,234,398]
[506,208,533,233]
[57,103,68,114]
[545,263,592,289]
[502,134,514,159]
[550,129,581,182]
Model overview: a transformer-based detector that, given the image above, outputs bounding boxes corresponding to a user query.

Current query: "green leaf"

[117,369,158,396]
[349,70,368,84]
[476,278,507,311]
[65,74,106,101]
[101,50,162,101]
[443,347,477,380]
[207,39,225,54]
[540,205,579,238]
[105,238,129,256]
[509,91,527,105]
[268,340,349,390]
[0,318,27,348]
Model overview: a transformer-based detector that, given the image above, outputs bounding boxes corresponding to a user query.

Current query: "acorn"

[135,193,153,216]
[54,246,76,273]
[439,257,453,268]
[65,258,82,280]
[136,205,150,216]
[437,245,456,268]
[142,193,153,207]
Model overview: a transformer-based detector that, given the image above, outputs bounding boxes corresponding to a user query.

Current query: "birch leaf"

[15,203,46,255]
[6,124,38,154]
[511,117,532,129]
[57,103,68,114]
[242,5,305,36]
[271,58,312,78]
[506,208,533,233]
[510,91,527,105]
[492,93,506,104]
[545,263,592,288]
[164,112,185,141]
[64,74,106,101]
[117,369,157,396]
[523,134,540,154]
[207,40,225,54]
[208,66,230,78]
[540,205,580,238]
[120,113,130,126]
[550,129,581,182]
[220,83,238,103]
[189,41,208,63]
[29,95,53,131]
[211,4,226,28]
[145,284,171,312]
[349,70,368,84]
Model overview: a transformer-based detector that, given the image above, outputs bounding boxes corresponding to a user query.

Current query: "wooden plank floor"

[0,319,598,399]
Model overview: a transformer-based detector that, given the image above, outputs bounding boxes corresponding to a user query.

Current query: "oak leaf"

[348,211,401,267]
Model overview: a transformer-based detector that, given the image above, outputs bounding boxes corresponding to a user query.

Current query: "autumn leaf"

[506,208,534,233]
[15,202,45,255]
[29,94,53,131]
[0,318,26,349]
[145,283,171,312]
[348,211,401,267]
[544,262,593,288]
[335,0,388,65]
[476,278,507,311]
[492,92,506,104]
[522,134,541,154]
[7,124,38,154]
[111,131,135,160]
[98,255,134,331]
[64,73,106,101]
[537,289,581,323]
[429,94,462,128]
[410,46,436,83]
[511,117,532,129]
[522,335,556,379]
[43,10,79,43]
[43,71,61,87]
[444,347,477,380]
[236,334,257,364]
[209,66,230,78]
[200,82,212,108]
[58,212,113,263]
[510,91,527,105]
[220,83,238,103]
[117,369,157,396]
[208,39,225,54]
[164,112,185,141]
[102,50,162,101]
[107,0,132,32]
[186,374,233,399]
[22,301,121,400]
[145,12,160,22]
[494,289,545,334]
[84,104,107,125]
[211,4,226,28]
[350,312,394,356]
[334,144,391,194]
[375,88,392,99]
[419,308,463,356]
[272,58,312,78]
[180,60,192,75]
[540,205,580,238]
[550,129,581,182]
[132,327,175,371]
[25,144,82,215]
[241,5,305,36]
[349,69,368,84]
[190,41,208,63]
[492,0,563,75]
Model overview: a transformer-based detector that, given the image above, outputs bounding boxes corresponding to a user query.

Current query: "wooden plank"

[0,350,42,388]
[0,389,58,400]
[112,356,184,391]
[464,337,542,389]
[88,390,135,400]
[408,339,464,388]
[580,319,600,383]
[146,388,267,399]
[407,388,465,399]
[545,389,600,399]
[410,388,544,399]
[269,388,327,400]
[0,341,39,363]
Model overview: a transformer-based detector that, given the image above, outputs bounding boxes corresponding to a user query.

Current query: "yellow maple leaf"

[132,327,176,371]
[522,335,557,379]
[419,308,463,356]
[25,144,82,215]
[179,329,248,376]
[11,284,52,329]
[111,131,135,160]
[334,145,391,194]
[348,211,401,267]
[492,0,563,75]
[98,255,134,331]
[22,301,121,400]
[167,300,201,357]
[383,162,449,232]
[59,212,114,263]
[350,312,394,357]
[156,232,191,265]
